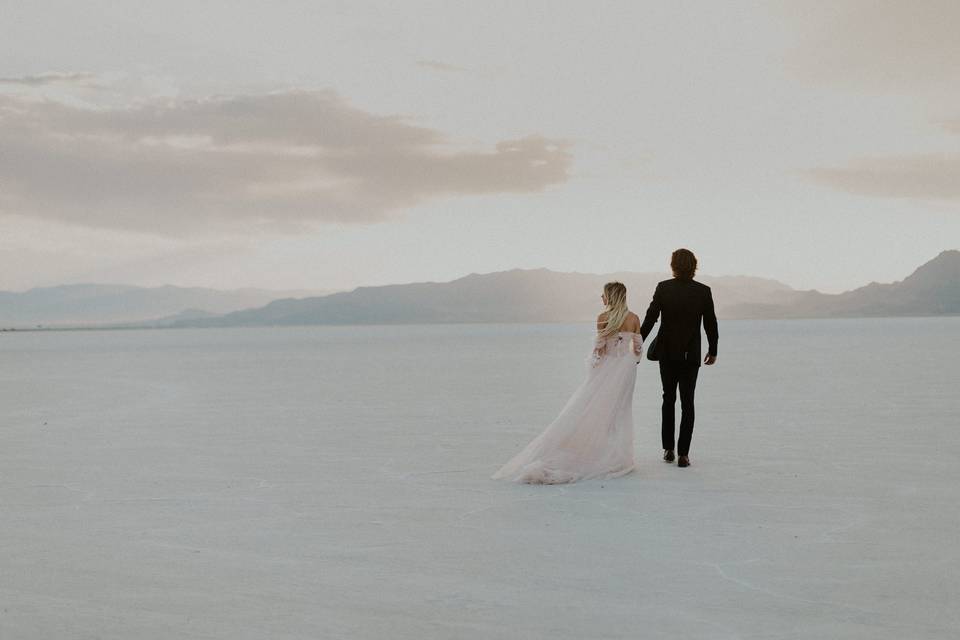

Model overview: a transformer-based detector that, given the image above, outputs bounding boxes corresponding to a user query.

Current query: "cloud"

[415,59,470,73]
[787,2,960,203]
[784,1,960,92]
[0,89,571,235]
[807,154,960,202]
[0,71,103,89]
[807,117,960,202]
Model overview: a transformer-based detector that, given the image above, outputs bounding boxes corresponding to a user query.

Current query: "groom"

[639,248,719,468]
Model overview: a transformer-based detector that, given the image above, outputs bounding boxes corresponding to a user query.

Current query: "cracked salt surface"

[1,319,959,639]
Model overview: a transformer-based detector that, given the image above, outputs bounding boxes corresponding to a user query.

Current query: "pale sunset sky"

[1,1,958,293]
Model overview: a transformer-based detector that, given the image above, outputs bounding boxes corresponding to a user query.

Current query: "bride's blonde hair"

[598,281,629,338]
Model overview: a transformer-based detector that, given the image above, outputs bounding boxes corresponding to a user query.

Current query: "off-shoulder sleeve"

[587,334,607,368]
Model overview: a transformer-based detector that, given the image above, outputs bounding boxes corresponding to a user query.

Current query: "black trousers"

[658,360,700,456]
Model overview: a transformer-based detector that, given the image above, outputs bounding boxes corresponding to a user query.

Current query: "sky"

[1,0,958,294]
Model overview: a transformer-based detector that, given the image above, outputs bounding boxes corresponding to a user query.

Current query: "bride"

[492,282,643,484]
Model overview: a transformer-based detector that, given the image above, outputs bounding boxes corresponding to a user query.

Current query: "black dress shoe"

[663,450,675,462]
[677,456,690,468]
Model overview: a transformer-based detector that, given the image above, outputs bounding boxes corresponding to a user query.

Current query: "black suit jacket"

[640,278,718,366]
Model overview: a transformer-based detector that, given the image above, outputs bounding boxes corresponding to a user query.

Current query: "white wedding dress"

[492,330,643,484]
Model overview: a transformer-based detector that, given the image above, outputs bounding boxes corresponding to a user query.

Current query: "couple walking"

[492,248,719,484]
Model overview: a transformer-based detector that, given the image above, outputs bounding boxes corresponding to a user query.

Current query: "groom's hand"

[704,355,717,366]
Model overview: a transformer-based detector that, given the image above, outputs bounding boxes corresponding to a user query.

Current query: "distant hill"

[8,251,955,330]
[106,308,222,329]
[172,269,800,328]
[726,250,960,318]
[0,284,332,328]
[172,251,960,327]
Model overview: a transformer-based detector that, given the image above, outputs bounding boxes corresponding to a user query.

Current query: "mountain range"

[2,251,956,329]
[175,250,959,328]
[0,284,331,328]
[725,250,960,318]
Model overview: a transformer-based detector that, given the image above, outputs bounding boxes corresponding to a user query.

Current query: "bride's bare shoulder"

[623,311,641,332]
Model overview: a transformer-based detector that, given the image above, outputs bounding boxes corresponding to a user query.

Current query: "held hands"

[704,354,717,366]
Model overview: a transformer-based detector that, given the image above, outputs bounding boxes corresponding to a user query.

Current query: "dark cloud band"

[0,89,571,235]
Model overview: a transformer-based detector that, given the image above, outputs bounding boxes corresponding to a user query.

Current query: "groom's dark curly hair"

[671,248,698,280]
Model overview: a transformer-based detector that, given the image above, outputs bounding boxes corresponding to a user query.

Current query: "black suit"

[639,278,718,456]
